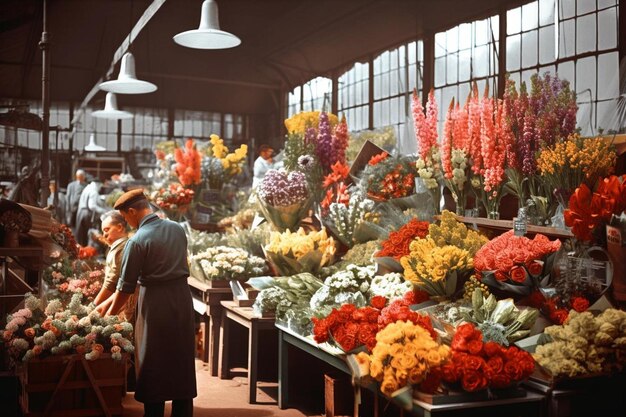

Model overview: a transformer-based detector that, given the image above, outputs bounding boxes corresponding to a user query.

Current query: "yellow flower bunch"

[284,111,339,134]
[533,309,626,378]
[537,134,616,193]
[400,238,472,296]
[428,210,487,256]
[265,227,336,265]
[356,320,450,395]
[207,134,249,176]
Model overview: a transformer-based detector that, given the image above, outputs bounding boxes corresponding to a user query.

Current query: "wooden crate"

[18,353,128,417]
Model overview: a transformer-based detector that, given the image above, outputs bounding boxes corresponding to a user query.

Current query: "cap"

[114,188,147,210]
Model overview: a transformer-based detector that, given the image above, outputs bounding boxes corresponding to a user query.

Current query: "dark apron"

[134,277,197,403]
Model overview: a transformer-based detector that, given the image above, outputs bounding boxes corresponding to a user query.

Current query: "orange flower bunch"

[174,139,202,186]
[564,175,626,242]
[321,161,351,211]
[377,218,430,260]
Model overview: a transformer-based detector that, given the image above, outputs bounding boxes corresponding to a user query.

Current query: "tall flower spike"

[441,98,455,179]
[468,82,483,175]
[316,112,333,171]
[331,115,349,166]
[411,88,427,160]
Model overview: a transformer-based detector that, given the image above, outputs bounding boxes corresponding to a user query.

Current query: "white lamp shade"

[99,52,158,94]
[92,93,134,119]
[173,0,241,49]
[85,134,106,152]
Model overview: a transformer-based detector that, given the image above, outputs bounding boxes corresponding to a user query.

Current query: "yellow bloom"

[284,111,339,134]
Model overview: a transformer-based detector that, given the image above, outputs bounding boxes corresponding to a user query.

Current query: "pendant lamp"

[173,0,241,49]
[99,52,157,94]
[92,93,134,119]
[85,133,106,152]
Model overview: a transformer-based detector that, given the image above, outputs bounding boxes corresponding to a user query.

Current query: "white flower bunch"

[192,246,268,281]
[310,264,376,316]
[254,287,291,315]
[369,273,413,301]
[416,157,440,190]
[327,194,374,247]
[450,149,468,189]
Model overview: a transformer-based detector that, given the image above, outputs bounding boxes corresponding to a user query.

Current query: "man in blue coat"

[104,189,197,417]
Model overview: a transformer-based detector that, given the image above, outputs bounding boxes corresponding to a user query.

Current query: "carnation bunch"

[534,309,626,377]
[441,323,534,392]
[355,320,450,395]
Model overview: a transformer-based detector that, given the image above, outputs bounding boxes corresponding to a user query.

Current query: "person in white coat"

[75,180,108,246]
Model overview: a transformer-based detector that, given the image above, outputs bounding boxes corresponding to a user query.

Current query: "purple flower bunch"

[316,112,334,171]
[258,169,309,207]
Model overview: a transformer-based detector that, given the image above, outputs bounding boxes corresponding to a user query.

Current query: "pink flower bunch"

[468,84,484,175]
[480,98,511,197]
[412,89,439,160]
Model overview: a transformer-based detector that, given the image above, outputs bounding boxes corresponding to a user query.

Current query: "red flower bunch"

[377,218,430,260]
[441,323,534,392]
[368,152,389,166]
[312,303,381,352]
[174,138,202,186]
[474,230,561,283]
[78,245,98,259]
[152,183,195,210]
[564,175,626,242]
[321,161,351,211]
[378,295,437,339]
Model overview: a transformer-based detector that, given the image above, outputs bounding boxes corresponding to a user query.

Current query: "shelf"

[453,215,574,240]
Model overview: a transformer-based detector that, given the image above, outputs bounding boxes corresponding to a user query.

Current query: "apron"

[134,277,197,403]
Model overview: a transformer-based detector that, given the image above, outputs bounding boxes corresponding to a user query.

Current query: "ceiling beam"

[144,72,280,90]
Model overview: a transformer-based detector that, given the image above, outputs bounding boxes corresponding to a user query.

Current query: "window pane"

[458,49,471,81]
[435,32,446,57]
[507,34,521,71]
[521,30,538,68]
[435,57,446,87]
[598,8,617,50]
[559,19,575,58]
[576,14,596,54]
[447,53,458,84]
[598,0,617,8]
[560,0,575,19]
[507,7,522,35]
[522,2,538,31]
[576,56,597,102]
[597,52,618,100]
[539,25,555,64]
[474,44,490,77]
[459,23,472,49]
[577,0,596,15]
[557,60,575,86]
[539,0,555,26]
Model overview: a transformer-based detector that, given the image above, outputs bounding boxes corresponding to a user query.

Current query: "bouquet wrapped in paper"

[257,169,312,231]
[474,230,561,296]
[264,227,336,276]
[190,246,267,282]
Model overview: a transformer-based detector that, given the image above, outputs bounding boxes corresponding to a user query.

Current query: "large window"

[506,0,619,135]
[338,62,370,131]
[434,15,500,129]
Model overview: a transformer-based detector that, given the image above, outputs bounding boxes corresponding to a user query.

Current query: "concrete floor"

[121,360,316,417]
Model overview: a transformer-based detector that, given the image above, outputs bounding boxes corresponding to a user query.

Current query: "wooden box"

[324,373,354,417]
[18,353,128,417]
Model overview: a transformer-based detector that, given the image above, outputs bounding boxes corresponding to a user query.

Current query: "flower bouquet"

[341,240,381,266]
[474,230,562,297]
[461,289,539,345]
[309,264,377,317]
[190,246,268,284]
[369,273,414,302]
[533,309,626,378]
[377,293,435,333]
[354,320,451,395]
[358,152,417,202]
[375,217,430,273]
[320,161,351,214]
[257,169,312,231]
[1,293,134,365]
[312,302,382,353]
[441,323,535,392]
[151,183,194,222]
[264,227,336,276]
[324,194,374,248]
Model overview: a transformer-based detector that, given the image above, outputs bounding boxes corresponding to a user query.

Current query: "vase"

[3,229,19,248]
[487,211,500,220]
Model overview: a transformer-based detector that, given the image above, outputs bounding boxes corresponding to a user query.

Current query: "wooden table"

[277,324,545,417]
[218,300,277,404]
[187,277,233,376]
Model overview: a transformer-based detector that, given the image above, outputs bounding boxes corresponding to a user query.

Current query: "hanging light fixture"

[99,52,157,94]
[173,0,241,49]
[84,133,106,152]
[92,93,134,119]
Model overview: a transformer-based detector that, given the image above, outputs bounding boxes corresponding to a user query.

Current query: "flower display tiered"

[264,228,336,276]
[533,309,626,377]
[190,246,267,282]
[257,169,311,231]
[2,293,134,365]
[474,230,561,295]
[355,320,451,395]
[441,323,534,392]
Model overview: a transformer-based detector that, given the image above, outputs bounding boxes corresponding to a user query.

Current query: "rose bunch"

[441,323,534,392]
[376,218,430,261]
[78,246,98,259]
[474,230,561,295]
[151,183,194,211]
[378,294,436,338]
[355,320,450,395]
[312,302,381,352]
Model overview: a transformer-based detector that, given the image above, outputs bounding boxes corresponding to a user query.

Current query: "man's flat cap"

[114,188,147,210]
